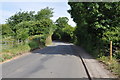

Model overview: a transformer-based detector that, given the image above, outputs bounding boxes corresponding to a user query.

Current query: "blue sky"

[0,1,76,26]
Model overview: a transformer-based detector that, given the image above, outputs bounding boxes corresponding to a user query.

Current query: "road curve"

[2,42,88,78]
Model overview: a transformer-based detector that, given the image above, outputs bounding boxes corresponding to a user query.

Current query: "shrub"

[2,53,12,60]
[29,40,39,50]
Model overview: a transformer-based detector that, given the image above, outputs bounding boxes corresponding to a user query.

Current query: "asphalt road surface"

[2,42,88,78]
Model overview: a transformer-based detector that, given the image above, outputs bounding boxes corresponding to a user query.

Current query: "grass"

[0,43,30,62]
[0,35,46,62]
[98,56,120,78]
[0,40,44,62]
[84,44,120,78]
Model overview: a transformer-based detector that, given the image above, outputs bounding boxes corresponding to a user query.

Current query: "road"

[2,42,88,78]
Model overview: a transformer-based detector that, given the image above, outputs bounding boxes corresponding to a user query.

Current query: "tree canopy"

[68,2,120,57]
[53,17,74,42]
[2,7,56,45]
[35,7,54,20]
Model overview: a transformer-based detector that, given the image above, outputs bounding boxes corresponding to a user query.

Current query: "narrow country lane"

[2,42,88,78]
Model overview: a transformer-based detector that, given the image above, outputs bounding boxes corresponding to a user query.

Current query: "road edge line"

[79,55,92,80]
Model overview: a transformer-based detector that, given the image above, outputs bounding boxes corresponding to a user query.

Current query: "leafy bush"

[29,40,39,50]
[2,53,12,60]
[53,17,74,42]
[30,35,46,46]
[16,27,29,42]
[0,57,4,62]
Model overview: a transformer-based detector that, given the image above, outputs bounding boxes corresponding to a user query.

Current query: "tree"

[53,17,69,40]
[5,7,56,45]
[56,17,69,28]
[16,28,29,42]
[61,24,74,42]
[6,11,35,35]
[7,11,35,26]
[1,24,13,38]
[35,7,53,20]
[53,17,74,42]
[13,19,56,45]
[68,2,120,56]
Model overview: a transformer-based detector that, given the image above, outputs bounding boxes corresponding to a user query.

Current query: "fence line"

[0,40,28,50]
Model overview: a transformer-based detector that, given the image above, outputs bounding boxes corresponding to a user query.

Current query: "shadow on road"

[2,41,118,79]
[30,42,118,79]
[31,44,78,56]
[31,43,93,60]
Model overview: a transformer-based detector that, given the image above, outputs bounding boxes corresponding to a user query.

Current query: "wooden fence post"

[110,41,112,61]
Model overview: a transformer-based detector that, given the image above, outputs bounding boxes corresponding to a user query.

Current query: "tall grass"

[0,35,45,62]
[98,56,120,77]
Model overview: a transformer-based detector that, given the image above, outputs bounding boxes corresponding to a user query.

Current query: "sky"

[0,1,76,27]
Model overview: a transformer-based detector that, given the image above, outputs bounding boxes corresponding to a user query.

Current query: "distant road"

[2,42,88,78]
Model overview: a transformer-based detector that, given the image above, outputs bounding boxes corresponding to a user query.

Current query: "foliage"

[7,11,35,26]
[68,2,120,58]
[16,28,29,41]
[1,24,13,38]
[28,39,39,50]
[61,25,74,42]
[53,17,74,42]
[1,7,57,62]
[98,56,120,77]
[56,17,69,28]
[35,7,53,20]
[1,43,30,62]
[68,2,120,77]
[1,35,45,62]
[3,7,56,44]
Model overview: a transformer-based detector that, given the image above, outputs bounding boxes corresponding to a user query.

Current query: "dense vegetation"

[53,17,74,42]
[68,2,120,76]
[0,7,74,62]
[1,7,54,61]
[1,2,119,77]
[2,7,56,45]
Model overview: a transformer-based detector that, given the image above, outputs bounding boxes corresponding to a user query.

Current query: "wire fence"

[0,35,42,52]
[0,40,29,51]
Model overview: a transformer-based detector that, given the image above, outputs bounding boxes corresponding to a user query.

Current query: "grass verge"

[0,40,44,62]
[97,56,120,78]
